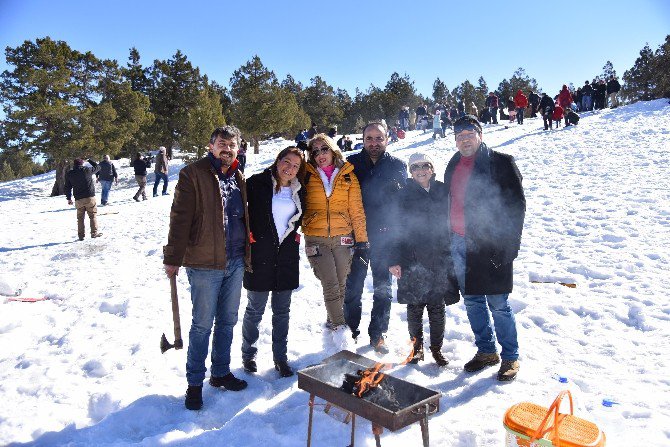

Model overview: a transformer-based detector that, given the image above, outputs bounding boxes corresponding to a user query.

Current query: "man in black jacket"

[538,93,555,131]
[606,76,621,108]
[96,155,118,205]
[344,121,407,353]
[444,115,525,381]
[65,158,103,241]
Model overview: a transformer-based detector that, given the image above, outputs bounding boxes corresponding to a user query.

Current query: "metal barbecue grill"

[297,350,441,446]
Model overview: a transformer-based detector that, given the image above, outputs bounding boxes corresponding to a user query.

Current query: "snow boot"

[242,358,257,373]
[464,352,500,372]
[429,346,449,367]
[408,338,424,364]
[185,385,203,410]
[274,361,294,378]
[497,360,520,382]
[209,373,247,391]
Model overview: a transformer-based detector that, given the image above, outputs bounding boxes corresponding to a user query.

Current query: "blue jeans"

[100,180,113,204]
[582,96,592,112]
[450,233,519,361]
[344,240,392,343]
[185,257,244,386]
[241,289,292,362]
[516,107,525,124]
[153,172,168,195]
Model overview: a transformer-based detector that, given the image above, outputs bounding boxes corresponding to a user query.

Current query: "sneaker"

[497,360,520,382]
[274,361,294,378]
[162,191,170,196]
[153,193,158,197]
[133,196,140,202]
[242,358,257,373]
[209,373,247,391]
[464,352,500,372]
[371,337,389,354]
[184,385,203,410]
[91,233,103,238]
[429,346,449,367]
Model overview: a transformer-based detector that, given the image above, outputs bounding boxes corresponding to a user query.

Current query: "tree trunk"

[50,160,71,196]
[252,136,259,154]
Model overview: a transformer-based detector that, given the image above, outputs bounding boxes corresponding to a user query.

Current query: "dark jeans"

[241,289,292,362]
[344,240,392,343]
[488,107,498,124]
[407,303,445,347]
[237,154,246,173]
[516,107,524,124]
[530,104,538,118]
[153,172,168,195]
[543,114,553,130]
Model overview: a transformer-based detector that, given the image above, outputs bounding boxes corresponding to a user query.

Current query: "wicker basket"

[503,390,606,447]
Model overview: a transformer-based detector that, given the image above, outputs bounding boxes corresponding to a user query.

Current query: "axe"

[160,275,183,353]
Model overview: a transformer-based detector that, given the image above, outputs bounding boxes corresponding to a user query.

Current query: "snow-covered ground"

[1,100,669,446]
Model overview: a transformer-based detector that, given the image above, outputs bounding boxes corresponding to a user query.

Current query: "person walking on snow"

[153,146,169,197]
[96,155,117,206]
[163,126,251,411]
[131,152,150,201]
[65,158,103,241]
[444,115,525,382]
[514,90,528,125]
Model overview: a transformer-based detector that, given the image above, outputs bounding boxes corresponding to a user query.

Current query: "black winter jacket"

[347,150,407,236]
[243,169,306,291]
[607,79,621,94]
[65,160,100,200]
[443,144,525,295]
[96,160,117,181]
[539,95,555,115]
[388,178,459,306]
[131,158,149,176]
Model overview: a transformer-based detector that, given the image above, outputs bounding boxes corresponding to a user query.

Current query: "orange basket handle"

[529,390,574,447]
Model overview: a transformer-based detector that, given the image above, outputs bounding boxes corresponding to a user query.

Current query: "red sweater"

[450,155,475,236]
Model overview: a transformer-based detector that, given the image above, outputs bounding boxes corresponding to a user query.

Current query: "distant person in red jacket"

[513,90,528,125]
[552,104,564,128]
[557,85,573,127]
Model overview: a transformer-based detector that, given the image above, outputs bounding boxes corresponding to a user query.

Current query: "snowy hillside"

[1,100,669,446]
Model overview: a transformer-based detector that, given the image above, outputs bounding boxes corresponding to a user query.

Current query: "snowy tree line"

[0,35,668,189]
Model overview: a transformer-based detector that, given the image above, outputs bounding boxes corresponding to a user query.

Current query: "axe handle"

[170,275,183,348]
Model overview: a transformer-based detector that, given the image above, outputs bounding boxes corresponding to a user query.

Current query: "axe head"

[160,333,183,353]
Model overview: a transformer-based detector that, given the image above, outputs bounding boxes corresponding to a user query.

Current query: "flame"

[352,338,419,397]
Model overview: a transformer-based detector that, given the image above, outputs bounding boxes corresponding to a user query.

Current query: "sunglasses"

[410,163,432,172]
[453,122,480,134]
[310,146,330,157]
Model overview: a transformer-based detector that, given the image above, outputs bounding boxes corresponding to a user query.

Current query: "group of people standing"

[162,117,526,411]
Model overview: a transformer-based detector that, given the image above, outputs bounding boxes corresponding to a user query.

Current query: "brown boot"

[497,360,520,382]
[408,338,424,364]
[429,346,449,367]
[463,352,500,372]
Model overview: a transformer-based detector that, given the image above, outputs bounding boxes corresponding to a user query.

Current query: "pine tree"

[652,35,670,98]
[182,84,225,159]
[432,78,447,103]
[382,72,419,125]
[0,37,150,193]
[601,61,617,80]
[0,161,15,182]
[301,76,343,129]
[622,44,656,101]
[229,56,309,152]
[475,76,488,112]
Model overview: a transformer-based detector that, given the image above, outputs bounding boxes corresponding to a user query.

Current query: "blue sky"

[1,0,669,98]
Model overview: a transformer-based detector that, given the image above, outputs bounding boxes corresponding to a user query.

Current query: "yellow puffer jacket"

[302,162,368,242]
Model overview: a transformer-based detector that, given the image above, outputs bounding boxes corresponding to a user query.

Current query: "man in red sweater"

[443,115,526,381]
[514,90,528,125]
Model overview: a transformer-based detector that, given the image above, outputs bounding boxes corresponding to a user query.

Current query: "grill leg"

[307,394,315,447]
[372,423,383,447]
[419,412,429,447]
[349,413,356,447]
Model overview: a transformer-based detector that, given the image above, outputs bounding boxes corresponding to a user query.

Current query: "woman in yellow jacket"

[303,134,367,346]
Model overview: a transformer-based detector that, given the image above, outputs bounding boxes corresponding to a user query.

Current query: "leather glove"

[353,241,370,259]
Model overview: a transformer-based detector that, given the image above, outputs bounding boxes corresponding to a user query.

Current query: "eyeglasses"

[310,146,330,157]
[455,131,479,141]
[410,163,432,172]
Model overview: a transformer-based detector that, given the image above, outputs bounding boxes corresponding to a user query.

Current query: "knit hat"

[408,153,434,168]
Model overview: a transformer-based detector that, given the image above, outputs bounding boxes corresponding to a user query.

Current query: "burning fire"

[352,338,417,397]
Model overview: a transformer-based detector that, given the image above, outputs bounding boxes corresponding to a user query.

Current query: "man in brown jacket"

[153,146,169,197]
[163,125,251,411]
